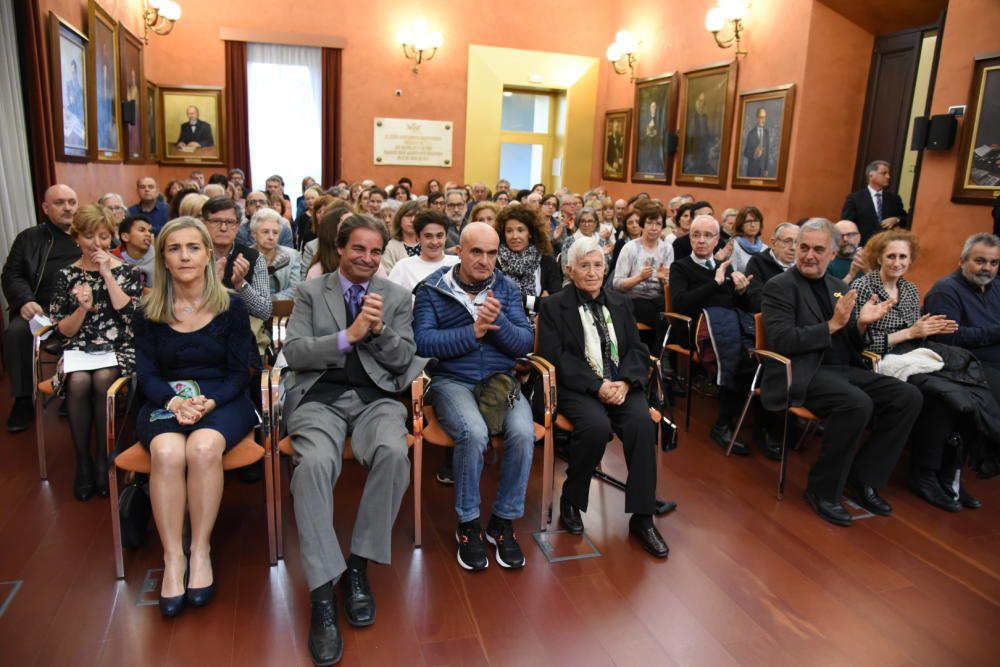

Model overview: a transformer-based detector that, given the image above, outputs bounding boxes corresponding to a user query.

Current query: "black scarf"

[451,264,496,294]
[498,244,541,298]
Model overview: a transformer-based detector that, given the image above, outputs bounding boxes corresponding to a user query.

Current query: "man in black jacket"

[1,185,81,431]
[761,218,922,527]
[745,222,797,313]
[840,160,908,244]
[176,105,214,149]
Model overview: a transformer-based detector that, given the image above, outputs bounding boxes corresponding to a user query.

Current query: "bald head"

[689,214,721,260]
[42,184,78,231]
[457,221,500,285]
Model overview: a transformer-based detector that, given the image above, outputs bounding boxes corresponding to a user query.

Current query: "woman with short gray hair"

[251,208,300,300]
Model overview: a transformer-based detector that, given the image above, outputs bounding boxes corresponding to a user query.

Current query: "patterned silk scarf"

[579,300,619,378]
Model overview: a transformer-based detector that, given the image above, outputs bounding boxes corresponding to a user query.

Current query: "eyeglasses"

[690,232,718,241]
[205,218,237,228]
[246,199,267,207]
[842,231,861,238]
[445,203,465,209]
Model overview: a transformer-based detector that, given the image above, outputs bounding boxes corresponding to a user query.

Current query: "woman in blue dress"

[133,217,258,617]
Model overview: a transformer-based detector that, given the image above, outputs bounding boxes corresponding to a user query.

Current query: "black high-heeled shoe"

[185,582,216,607]
[159,562,188,618]
[93,455,109,498]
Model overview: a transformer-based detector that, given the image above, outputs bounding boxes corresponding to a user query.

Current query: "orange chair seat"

[556,407,660,432]
[665,343,699,362]
[37,379,55,396]
[423,405,544,446]
[789,406,819,421]
[278,434,416,459]
[115,435,263,475]
[636,322,653,331]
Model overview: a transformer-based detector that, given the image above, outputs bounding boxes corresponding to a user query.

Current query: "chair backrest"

[272,299,294,319]
[754,313,767,350]
[664,283,673,313]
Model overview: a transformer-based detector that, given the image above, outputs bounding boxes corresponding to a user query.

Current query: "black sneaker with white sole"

[485,516,525,569]
[455,520,489,571]
[436,450,455,485]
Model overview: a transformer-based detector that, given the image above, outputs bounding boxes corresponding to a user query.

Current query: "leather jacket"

[1,221,71,314]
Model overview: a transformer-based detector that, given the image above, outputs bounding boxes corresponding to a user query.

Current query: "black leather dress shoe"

[341,567,375,627]
[804,489,853,527]
[910,472,961,512]
[629,516,669,558]
[186,583,216,607]
[755,430,783,461]
[309,599,343,666]
[559,497,584,535]
[159,592,185,618]
[958,484,983,509]
[6,397,34,433]
[845,483,892,516]
[711,423,749,456]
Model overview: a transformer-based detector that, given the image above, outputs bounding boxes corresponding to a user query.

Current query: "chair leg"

[793,420,813,451]
[778,409,791,501]
[413,434,422,548]
[274,450,284,560]
[263,444,277,566]
[108,464,125,579]
[540,424,554,532]
[36,393,47,480]
[726,390,755,458]
[684,355,693,433]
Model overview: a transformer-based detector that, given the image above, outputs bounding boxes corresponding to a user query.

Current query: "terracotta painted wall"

[595,0,873,229]
[908,0,1000,293]
[144,0,615,194]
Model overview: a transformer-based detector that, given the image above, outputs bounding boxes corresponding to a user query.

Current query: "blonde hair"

[70,203,117,238]
[470,201,500,222]
[142,217,231,323]
[178,193,209,218]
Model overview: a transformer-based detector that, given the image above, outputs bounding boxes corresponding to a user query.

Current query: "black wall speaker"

[926,114,957,150]
[911,116,929,151]
[666,132,678,154]
[121,99,137,125]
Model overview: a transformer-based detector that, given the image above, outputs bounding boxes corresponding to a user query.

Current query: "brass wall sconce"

[142,0,182,44]
[398,20,443,74]
[606,30,639,82]
[705,0,749,57]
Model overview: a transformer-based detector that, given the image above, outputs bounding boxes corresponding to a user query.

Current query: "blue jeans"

[428,376,535,524]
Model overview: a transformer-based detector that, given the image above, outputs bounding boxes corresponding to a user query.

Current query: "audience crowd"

[2,160,998,666]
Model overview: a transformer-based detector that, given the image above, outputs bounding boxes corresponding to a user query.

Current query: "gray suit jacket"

[282,272,428,419]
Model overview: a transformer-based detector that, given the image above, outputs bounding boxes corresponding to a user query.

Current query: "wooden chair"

[727,313,879,500]
[270,368,424,558]
[32,324,62,479]
[105,370,277,579]
[270,299,295,352]
[662,286,705,432]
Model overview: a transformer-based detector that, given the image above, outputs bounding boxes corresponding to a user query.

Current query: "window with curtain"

[247,43,322,202]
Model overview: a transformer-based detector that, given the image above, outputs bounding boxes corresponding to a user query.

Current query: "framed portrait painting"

[47,13,88,161]
[952,53,1000,204]
[676,61,738,189]
[87,1,121,161]
[631,72,678,184]
[731,84,796,191]
[117,23,145,163]
[146,80,159,162]
[602,109,632,181]
[159,86,225,165]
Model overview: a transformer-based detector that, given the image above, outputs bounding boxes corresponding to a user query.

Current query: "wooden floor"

[0,382,998,667]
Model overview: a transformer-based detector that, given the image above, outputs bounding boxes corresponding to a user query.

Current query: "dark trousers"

[631,297,665,355]
[3,316,33,399]
[802,365,922,502]
[718,350,759,426]
[558,388,656,515]
[909,389,960,471]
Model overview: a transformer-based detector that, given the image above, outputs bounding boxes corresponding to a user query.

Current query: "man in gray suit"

[283,214,427,666]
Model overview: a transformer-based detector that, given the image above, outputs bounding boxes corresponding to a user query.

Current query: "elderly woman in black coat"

[538,236,668,558]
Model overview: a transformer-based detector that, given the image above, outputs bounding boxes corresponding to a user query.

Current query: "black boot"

[94,449,109,498]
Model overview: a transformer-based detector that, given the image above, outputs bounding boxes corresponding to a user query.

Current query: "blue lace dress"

[133,294,259,450]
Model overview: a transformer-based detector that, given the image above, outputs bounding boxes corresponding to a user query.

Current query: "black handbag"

[648,364,678,452]
[119,478,151,549]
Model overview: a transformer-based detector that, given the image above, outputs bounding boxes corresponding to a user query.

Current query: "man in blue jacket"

[414,222,535,572]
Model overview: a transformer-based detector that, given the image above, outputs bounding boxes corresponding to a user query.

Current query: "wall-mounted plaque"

[374,118,453,167]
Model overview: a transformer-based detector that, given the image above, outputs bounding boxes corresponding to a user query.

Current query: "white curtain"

[0,0,39,317]
[247,43,323,203]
